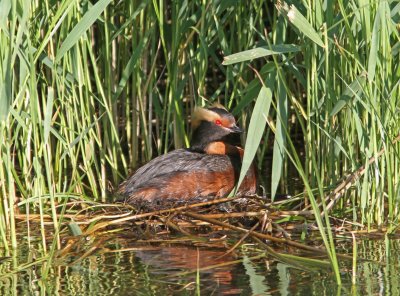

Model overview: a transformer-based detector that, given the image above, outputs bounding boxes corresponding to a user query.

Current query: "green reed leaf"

[68,220,83,236]
[223,44,300,65]
[330,75,366,116]
[0,0,11,31]
[368,3,381,82]
[271,81,287,200]
[234,74,274,194]
[43,87,54,144]
[0,68,11,122]
[55,0,112,62]
[276,2,324,48]
[114,30,151,99]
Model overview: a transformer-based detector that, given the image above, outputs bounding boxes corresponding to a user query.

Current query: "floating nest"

[16,196,347,262]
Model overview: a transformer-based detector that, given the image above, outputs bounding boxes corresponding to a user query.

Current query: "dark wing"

[118,149,233,197]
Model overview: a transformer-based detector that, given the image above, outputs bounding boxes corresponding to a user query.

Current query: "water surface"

[1,227,399,295]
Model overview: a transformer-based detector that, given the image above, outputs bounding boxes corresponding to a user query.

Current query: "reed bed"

[1,0,400,284]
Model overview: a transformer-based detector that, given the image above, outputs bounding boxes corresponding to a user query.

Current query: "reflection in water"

[134,246,253,294]
[1,234,400,295]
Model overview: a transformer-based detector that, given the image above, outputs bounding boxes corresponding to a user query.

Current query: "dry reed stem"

[216,222,260,260]
[83,197,242,234]
[309,134,400,216]
[182,211,354,260]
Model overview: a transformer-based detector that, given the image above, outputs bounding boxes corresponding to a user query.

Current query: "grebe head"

[191,104,242,150]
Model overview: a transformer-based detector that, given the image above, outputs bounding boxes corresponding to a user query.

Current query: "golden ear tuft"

[192,106,221,130]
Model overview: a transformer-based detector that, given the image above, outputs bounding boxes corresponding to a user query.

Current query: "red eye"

[215,119,222,126]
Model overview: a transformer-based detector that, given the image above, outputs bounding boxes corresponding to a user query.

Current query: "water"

[1,227,400,295]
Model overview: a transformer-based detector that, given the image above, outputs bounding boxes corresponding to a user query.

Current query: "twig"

[182,211,353,260]
[216,222,260,260]
[157,215,193,237]
[83,197,241,235]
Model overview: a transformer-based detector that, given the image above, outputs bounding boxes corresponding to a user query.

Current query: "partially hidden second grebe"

[118,105,257,205]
